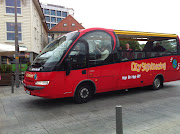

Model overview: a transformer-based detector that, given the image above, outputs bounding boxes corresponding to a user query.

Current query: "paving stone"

[0,81,180,134]
[24,129,49,134]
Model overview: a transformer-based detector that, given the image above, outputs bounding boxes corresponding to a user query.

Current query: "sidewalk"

[0,81,180,134]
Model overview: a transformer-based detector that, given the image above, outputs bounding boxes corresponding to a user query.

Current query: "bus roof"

[114,30,178,38]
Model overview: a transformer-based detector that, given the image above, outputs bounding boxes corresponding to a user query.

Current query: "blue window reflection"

[47,23,50,29]
[6,7,21,14]
[57,11,61,16]
[7,22,21,31]
[57,18,61,23]
[7,33,22,41]
[6,0,21,7]
[44,9,49,15]
[6,0,21,14]
[45,16,50,22]
[51,10,55,15]
[6,22,22,41]
[51,17,56,23]
[51,24,56,28]
[62,12,67,17]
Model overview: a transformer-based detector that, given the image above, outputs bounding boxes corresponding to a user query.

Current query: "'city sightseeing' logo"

[131,62,166,72]
[26,73,34,78]
[34,74,37,80]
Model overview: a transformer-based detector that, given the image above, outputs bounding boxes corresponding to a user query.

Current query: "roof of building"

[50,15,85,32]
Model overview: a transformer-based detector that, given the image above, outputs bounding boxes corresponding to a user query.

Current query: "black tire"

[74,84,93,104]
[153,76,163,90]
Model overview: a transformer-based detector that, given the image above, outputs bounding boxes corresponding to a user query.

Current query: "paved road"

[0,81,180,134]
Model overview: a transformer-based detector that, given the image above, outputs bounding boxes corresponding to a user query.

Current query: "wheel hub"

[80,88,89,98]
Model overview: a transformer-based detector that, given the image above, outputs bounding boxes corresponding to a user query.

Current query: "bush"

[0,64,12,73]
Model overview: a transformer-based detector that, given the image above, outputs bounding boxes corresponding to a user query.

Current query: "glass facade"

[51,10,55,15]
[57,11,61,16]
[45,16,50,22]
[51,24,56,28]
[42,4,70,29]
[51,17,56,23]
[57,18,61,23]
[62,12,67,17]
[6,22,22,41]
[44,9,49,15]
[47,23,50,29]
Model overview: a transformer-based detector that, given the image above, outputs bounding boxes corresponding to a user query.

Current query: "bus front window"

[30,31,79,71]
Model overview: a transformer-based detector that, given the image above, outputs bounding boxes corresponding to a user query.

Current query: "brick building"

[49,15,85,39]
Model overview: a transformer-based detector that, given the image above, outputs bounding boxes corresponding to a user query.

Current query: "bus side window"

[81,31,113,67]
[152,39,177,56]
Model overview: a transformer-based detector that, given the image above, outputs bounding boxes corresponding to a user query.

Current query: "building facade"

[0,0,48,63]
[49,15,85,39]
[41,3,74,30]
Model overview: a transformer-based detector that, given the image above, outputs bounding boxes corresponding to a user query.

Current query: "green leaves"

[0,64,12,73]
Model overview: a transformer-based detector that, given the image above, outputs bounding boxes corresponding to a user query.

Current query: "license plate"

[26,90,30,95]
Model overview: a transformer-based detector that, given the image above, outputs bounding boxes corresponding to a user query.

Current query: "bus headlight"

[35,81,50,85]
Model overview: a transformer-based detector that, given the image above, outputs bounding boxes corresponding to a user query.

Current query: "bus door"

[88,62,115,92]
[83,31,115,92]
[64,40,89,94]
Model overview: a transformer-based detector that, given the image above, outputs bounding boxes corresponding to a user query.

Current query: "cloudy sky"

[40,0,180,36]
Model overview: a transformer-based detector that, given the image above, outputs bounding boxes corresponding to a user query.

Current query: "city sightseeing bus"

[23,28,180,103]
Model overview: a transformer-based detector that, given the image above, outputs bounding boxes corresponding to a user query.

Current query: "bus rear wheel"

[74,84,93,104]
[153,76,163,90]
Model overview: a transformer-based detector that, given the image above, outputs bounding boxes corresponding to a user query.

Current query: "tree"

[119,40,141,51]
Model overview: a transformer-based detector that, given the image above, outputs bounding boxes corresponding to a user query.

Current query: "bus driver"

[95,44,110,60]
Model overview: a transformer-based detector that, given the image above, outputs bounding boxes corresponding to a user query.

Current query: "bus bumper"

[22,81,65,99]
[22,82,45,90]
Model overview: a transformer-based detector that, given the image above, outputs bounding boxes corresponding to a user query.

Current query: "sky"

[39,0,180,36]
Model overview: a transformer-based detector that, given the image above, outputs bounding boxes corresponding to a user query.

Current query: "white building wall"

[0,0,32,50]
[31,1,48,54]
[0,0,48,55]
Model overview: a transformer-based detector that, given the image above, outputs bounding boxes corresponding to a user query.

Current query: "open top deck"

[114,30,178,39]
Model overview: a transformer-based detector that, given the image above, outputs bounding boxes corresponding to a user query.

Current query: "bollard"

[11,74,14,93]
[116,105,123,134]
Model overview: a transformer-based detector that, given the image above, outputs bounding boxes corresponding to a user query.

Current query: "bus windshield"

[32,31,79,69]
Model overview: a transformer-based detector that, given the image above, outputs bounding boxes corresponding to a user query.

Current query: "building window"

[47,23,50,29]
[6,0,21,14]
[57,18,61,23]
[63,23,67,27]
[57,11,61,16]
[51,10,55,16]
[45,16,50,22]
[62,12,67,17]
[44,9,49,15]
[51,17,56,23]
[51,24,56,28]
[72,23,75,27]
[6,22,22,41]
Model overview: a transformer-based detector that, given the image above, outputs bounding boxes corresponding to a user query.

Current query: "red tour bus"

[23,28,180,103]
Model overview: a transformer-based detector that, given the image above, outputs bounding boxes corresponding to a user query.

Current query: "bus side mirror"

[64,58,72,76]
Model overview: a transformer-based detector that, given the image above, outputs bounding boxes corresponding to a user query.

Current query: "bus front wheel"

[74,84,93,104]
[153,76,163,90]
